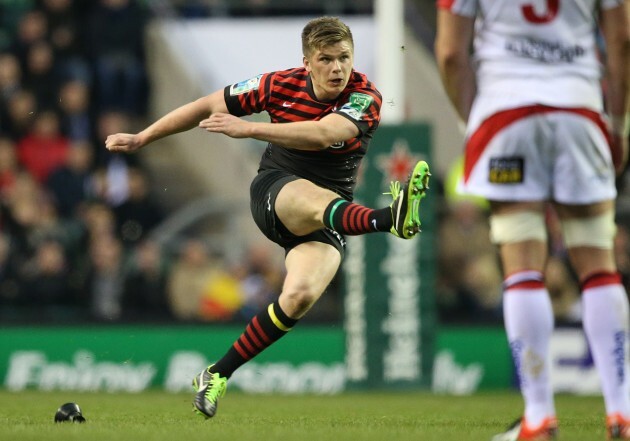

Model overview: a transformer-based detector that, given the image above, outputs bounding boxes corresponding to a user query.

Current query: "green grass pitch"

[0,390,609,441]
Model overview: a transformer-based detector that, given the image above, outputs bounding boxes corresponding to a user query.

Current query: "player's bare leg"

[193,241,340,418]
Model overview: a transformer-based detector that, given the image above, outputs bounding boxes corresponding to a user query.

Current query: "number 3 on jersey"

[522,0,559,24]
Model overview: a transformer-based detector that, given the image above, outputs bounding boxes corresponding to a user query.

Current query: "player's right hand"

[105,133,144,153]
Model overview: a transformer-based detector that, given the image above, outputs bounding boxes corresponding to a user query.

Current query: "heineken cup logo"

[381,235,421,382]
[344,235,368,381]
[376,138,425,383]
[344,126,431,389]
[376,140,424,186]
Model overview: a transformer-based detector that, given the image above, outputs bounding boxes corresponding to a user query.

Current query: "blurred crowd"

[166,0,373,18]
[0,0,291,324]
[2,0,628,327]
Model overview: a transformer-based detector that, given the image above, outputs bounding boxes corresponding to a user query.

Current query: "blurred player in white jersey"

[435,0,630,439]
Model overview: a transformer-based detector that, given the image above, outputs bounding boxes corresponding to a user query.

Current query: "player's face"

[304,40,354,101]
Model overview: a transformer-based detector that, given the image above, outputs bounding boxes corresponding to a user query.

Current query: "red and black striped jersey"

[223,67,382,200]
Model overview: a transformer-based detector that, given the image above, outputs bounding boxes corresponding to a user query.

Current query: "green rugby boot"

[192,365,227,419]
[388,160,430,239]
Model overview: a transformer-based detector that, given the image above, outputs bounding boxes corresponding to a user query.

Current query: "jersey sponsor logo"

[489,157,524,184]
[505,37,585,63]
[229,74,263,96]
[338,92,374,121]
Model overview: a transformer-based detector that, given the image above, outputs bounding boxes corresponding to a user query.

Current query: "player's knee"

[489,211,547,244]
[281,284,321,316]
[561,211,616,249]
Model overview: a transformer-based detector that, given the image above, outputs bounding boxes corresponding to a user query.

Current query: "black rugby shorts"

[250,169,345,258]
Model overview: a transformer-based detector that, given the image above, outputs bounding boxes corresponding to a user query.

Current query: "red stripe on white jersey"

[464,105,610,183]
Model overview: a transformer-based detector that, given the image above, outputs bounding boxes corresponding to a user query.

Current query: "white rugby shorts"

[460,105,617,204]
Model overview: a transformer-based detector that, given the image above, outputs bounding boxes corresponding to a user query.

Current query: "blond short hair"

[301,16,354,57]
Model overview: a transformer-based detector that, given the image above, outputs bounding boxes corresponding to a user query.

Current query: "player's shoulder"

[348,69,370,86]
[346,70,381,100]
[265,67,310,99]
[270,67,308,82]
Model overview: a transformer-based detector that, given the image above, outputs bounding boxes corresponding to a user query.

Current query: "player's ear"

[303,56,311,72]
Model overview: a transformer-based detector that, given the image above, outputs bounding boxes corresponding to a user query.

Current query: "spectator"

[86,233,125,321]
[87,0,147,115]
[1,171,44,258]
[0,231,21,307]
[0,137,20,199]
[45,140,95,218]
[57,79,92,141]
[114,166,164,246]
[0,52,21,110]
[22,40,59,109]
[20,237,72,311]
[0,0,160,322]
[167,238,221,321]
[28,189,71,247]
[0,1,34,52]
[17,109,69,183]
[233,242,283,320]
[0,172,47,304]
[3,89,37,141]
[199,270,244,321]
[123,239,172,320]
[10,9,48,69]
[79,200,116,240]
[69,200,118,297]
[37,0,91,83]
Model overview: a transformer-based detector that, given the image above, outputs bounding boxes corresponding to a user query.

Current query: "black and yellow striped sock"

[210,301,298,378]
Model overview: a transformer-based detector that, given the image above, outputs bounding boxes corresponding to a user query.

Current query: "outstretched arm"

[601,0,630,175]
[434,8,476,124]
[198,112,360,151]
[105,89,228,153]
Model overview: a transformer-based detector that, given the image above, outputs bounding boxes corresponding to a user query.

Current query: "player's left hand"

[199,113,250,139]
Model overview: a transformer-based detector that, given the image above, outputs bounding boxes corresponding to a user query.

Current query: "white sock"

[582,273,630,417]
[503,271,556,427]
